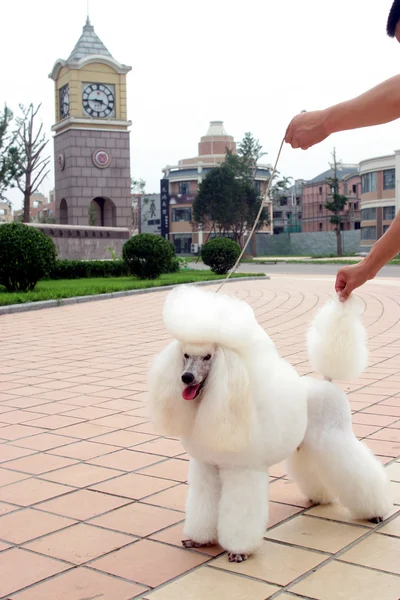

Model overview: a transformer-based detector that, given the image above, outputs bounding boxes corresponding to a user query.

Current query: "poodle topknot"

[163,285,270,351]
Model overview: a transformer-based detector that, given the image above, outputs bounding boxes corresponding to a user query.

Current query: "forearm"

[324,74,400,135]
[362,210,400,277]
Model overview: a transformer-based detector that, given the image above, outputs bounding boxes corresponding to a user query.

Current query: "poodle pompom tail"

[306,296,368,381]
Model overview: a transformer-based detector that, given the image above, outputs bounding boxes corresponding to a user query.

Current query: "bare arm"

[335,211,400,300]
[285,74,400,150]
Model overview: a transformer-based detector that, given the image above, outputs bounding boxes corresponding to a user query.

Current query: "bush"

[0,223,57,292]
[168,257,181,273]
[49,259,128,280]
[122,233,175,279]
[201,237,241,275]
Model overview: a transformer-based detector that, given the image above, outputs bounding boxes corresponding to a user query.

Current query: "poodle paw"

[182,539,214,549]
[228,552,248,563]
[369,516,384,524]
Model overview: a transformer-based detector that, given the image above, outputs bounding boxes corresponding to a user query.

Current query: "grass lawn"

[0,270,264,307]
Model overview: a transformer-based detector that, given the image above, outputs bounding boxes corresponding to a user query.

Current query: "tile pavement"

[0,276,399,599]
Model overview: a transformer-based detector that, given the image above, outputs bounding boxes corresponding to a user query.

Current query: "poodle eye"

[184,353,189,359]
[203,354,212,361]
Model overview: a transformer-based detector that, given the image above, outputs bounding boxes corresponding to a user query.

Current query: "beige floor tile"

[0,468,30,486]
[3,453,77,475]
[266,515,366,553]
[144,566,280,600]
[89,448,161,471]
[90,429,156,448]
[0,478,74,507]
[9,567,147,600]
[36,489,130,520]
[0,548,67,598]
[379,514,400,536]
[212,539,326,585]
[49,440,116,460]
[340,533,400,574]
[305,503,376,527]
[269,479,313,508]
[145,483,188,511]
[138,458,189,482]
[0,500,19,515]
[24,523,135,564]
[0,444,35,463]
[40,462,119,487]
[92,472,176,500]
[12,433,77,451]
[91,539,209,587]
[391,481,400,504]
[291,560,400,600]
[386,461,400,482]
[0,507,76,544]
[89,501,183,536]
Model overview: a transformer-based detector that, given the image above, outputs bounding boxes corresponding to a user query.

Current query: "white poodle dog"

[148,285,392,562]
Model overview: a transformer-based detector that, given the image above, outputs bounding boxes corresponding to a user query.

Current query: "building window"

[172,234,192,254]
[319,204,323,211]
[383,169,395,190]
[178,182,191,195]
[361,207,376,221]
[280,198,288,206]
[172,208,192,222]
[352,184,357,194]
[361,226,376,240]
[254,180,261,193]
[148,219,161,225]
[354,221,361,229]
[361,172,377,193]
[383,224,390,233]
[274,211,283,218]
[319,186,323,195]
[319,223,323,231]
[383,205,396,221]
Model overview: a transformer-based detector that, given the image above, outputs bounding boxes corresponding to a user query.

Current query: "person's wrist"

[360,256,380,281]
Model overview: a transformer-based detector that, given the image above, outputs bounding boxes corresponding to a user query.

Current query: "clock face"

[59,84,70,119]
[82,83,115,118]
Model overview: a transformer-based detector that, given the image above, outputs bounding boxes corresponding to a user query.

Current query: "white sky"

[2,0,399,209]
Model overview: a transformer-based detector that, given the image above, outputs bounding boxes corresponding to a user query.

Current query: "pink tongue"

[182,384,200,401]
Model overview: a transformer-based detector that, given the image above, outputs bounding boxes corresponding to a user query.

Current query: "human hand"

[335,262,372,302]
[285,110,331,150]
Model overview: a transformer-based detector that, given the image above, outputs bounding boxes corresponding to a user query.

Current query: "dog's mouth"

[182,378,207,401]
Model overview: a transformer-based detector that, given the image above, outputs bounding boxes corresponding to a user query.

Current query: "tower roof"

[49,18,131,80]
[205,121,229,137]
[67,17,113,62]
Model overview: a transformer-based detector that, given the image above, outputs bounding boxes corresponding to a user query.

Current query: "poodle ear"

[193,347,253,453]
[148,340,196,437]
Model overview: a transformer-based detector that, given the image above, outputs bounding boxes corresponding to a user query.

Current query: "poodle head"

[180,343,216,401]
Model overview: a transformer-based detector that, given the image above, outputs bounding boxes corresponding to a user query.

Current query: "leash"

[215,136,285,293]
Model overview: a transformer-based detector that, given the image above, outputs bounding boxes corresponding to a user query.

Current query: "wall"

[256,230,363,256]
[27,223,130,260]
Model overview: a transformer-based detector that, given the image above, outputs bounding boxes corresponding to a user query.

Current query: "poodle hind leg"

[182,459,220,548]
[312,433,392,522]
[218,467,268,561]
[287,445,334,506]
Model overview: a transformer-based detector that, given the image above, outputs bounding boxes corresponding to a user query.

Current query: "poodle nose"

[182,372,195,385]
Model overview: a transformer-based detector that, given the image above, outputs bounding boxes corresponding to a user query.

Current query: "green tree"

[325,148,348,256]
[0,105,20,200]
[193,133,269,246]
[13,104,50,223]
[88,202,97,226]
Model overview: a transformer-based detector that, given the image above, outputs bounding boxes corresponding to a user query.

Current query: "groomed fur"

[306,295,368,381]
[163,285,271,352]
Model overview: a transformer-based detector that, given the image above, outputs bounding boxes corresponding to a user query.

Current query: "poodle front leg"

[218,467,268,562]
[182,459,220,548]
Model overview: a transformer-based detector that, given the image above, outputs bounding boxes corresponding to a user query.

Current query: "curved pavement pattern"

[0,276,399,600]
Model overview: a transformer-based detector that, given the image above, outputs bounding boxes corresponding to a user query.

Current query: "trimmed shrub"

[122,233,175,279]
[201,237,241,275]
[49,259,128,280]
[0,223,57,292]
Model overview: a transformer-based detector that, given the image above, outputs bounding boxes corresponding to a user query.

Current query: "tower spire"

[86,0,90,25]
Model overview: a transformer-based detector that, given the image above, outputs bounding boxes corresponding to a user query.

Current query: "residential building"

[0,200,13,223]
[359,154,396,247]
[301,165,361,233]
[161,121,272,254]
[13,192,56,223]
[272,179,303,234]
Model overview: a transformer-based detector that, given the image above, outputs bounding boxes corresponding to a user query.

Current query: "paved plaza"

[0,275,399,599]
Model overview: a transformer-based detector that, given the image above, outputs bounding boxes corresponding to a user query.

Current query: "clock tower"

[49,18,132,227]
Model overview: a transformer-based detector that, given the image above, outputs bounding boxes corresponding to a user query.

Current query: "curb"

[0,275,270,316]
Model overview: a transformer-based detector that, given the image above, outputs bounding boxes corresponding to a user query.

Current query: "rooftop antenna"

[86,0,90,24]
